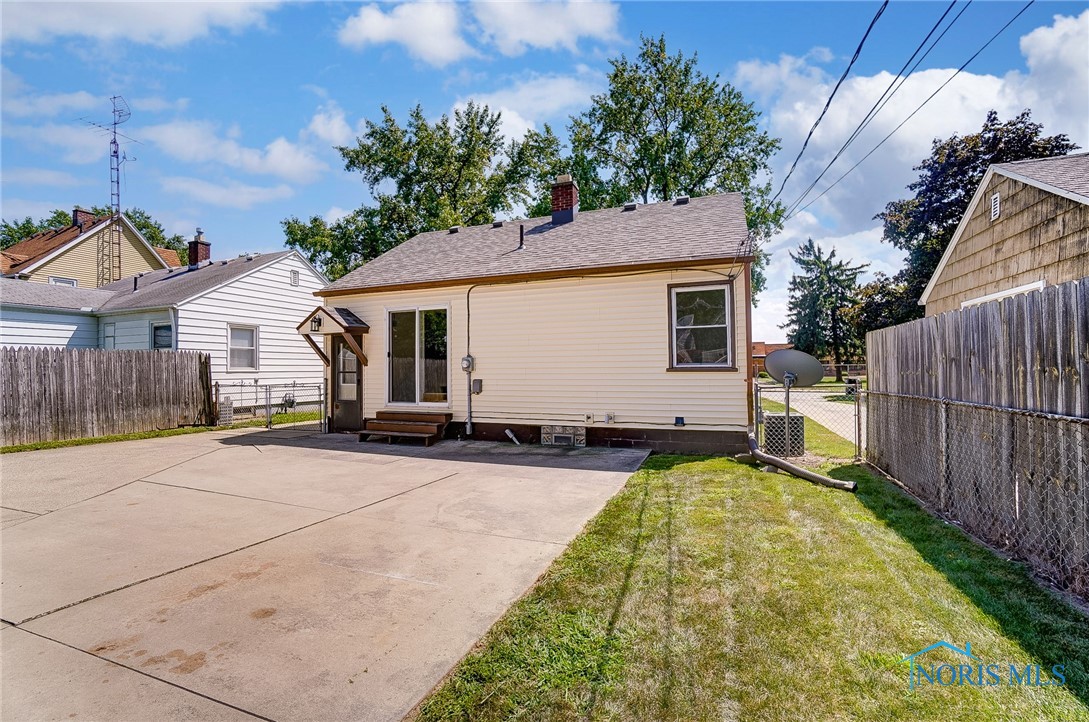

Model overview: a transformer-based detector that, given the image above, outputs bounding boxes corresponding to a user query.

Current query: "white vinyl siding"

[330,266,750,431]
[174,253,325,386]
[0,307,99,348]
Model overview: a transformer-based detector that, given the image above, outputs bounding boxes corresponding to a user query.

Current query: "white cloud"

[1,167,89,187]
[160,177,293,209]
[2,2,280,47]
[324,206,351,224]
[141,120,327,183]
[129,97,191,113]
[472,1,620,56]
[2,122,108,164]
[307,102,355,146]
[338,2,475,67]
[456,70,603,138]
[741,10,1088,342]
[2,89,100,118]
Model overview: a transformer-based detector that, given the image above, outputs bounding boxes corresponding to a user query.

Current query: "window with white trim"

[151,323,173,350]
[48,276,78,287]
[228,325,258,370]
[103,322,116,350]
[670,283,733,368]
[990,192,1000,221]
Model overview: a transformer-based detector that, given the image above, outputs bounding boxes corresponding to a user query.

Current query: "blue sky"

[3,1,1087,340]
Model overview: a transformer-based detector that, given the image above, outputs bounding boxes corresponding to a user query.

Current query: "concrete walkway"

[1,430,646,721]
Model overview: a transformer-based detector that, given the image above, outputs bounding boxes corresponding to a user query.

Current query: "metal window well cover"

[764,413,805,457]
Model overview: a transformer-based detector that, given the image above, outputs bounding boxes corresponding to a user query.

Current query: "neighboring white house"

[0,236,327,388]
[299,176,755,454]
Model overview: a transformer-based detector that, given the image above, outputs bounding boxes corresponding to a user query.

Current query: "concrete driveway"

[0,430,646,721]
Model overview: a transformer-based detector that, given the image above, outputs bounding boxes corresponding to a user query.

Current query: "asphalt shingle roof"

[0,278,117,311]
[0,215,113,275]
[321,192,751,294]
[995,152,1089,201]
[96,251,295,311]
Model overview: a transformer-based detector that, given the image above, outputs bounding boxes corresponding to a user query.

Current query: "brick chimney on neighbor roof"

[72,207,96,230]
[551,174,578,225]
[188,228,211,270]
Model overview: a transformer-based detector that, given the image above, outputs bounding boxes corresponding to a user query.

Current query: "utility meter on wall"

[461,355,475,372]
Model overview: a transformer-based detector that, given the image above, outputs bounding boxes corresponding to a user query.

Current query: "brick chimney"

[72,207,96,230]
[551,174,578,225]
[188,228,211,270]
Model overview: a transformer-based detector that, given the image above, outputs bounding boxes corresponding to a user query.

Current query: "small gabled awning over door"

[296,306,369,367]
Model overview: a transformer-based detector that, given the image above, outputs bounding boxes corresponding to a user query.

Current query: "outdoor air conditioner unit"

[764,413,805,457]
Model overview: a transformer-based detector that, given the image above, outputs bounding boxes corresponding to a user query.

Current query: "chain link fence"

[866,390,1088,599]
[214,382,325,432]
[754,381,863,460]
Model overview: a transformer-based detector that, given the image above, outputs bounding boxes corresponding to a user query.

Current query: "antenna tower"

[94,96,131,286]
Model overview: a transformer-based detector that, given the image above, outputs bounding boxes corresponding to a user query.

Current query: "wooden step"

[375,410,453,424]
[364,419,444,435]
[359,430,439,447]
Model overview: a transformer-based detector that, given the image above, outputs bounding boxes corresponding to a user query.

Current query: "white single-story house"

[299,175,755,453]
[0,234,328,388]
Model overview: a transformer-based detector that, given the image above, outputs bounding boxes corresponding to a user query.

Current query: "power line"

[769,0,889,204]
[783,0,969,218]
[788,0,1036,220]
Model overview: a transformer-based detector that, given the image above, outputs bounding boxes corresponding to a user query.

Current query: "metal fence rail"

[214,382,325,432]
[866,390,1088,599]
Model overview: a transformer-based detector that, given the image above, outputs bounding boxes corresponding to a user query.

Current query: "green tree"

[1,207,189,263]
[287,101,554,277]
[571,34,784,294]
[857,110,1077,331]
[782,239,867,381]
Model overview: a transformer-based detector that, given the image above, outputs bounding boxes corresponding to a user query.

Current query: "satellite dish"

[765,349,824,387]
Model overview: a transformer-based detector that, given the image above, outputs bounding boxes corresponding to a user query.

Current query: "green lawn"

[0,411,323,454]
[416,427,1089,719]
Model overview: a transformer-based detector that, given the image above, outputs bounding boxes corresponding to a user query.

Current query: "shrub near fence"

[865,278,1089,598]
[0,347,214,446]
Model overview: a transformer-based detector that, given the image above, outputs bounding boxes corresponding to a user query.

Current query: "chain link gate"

[214,382,325,432]
[754,380,863,460]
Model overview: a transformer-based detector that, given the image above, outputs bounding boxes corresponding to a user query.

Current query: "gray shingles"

[0,279,117,312]
[995,152,1089,200]
[97,251,295,311]
[322,192,750,294]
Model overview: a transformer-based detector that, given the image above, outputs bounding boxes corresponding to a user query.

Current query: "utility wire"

[769,0,890,204]
[783,0,968,218]
[788,0,1036,220]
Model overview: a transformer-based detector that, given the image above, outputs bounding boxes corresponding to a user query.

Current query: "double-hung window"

[670,283,734,369]
[103,323,116,350]
[228,325,258,370]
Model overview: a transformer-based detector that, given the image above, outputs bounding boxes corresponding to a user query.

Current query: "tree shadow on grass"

[828,463,1089,708]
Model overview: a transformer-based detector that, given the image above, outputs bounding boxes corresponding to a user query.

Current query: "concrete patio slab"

[354,470,630,544]
[1,626,252,721]
[1,507,38,529]
[1,482,330,623]
[24,513,565,722]
[0,437,228,513]
[143,444,450,513]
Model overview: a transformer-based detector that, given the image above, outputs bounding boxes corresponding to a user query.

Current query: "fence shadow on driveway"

[212,430,650,474]
[826,463,1089,708]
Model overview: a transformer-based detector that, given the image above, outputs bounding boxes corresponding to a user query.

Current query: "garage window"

[151,323,173,350]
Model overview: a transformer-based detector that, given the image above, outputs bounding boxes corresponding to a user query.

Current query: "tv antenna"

[84,96,137,285]
[764,349,825,457]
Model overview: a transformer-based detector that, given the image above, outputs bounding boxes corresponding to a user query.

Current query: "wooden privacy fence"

[865,277,1088,598]
[1,347,214,446]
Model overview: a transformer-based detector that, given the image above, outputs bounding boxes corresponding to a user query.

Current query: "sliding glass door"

[388,308,448,405]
